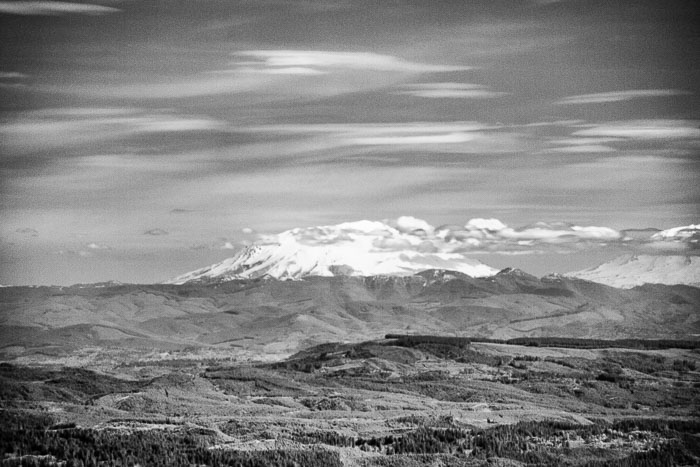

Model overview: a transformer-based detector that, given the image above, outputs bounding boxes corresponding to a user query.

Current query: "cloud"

[613,225,698,252]
[284,217,700,259]
[449,219,622,245]
[0,72,29,81]
[44,50,470,100]
[0,72,28,89]
[348,132,475,145]
[144,229,168,236]
[647,225,699,250]
[248,122,490,135]
[238,216,700,265]
[261,217,630,257]
[397,82,508,99]
[550,137,623,146]
[0,1,119,15]
[233,50,469,74]
[464,218,508,232]
[236,66,326,75]
[240,121,504,151]
[556,89,689,105]
[572,120,700,140]
[0,108,225,154]
[651,224,700,241]
[237,0,353,12]
[550,145,617,153]
[395,216,434,235]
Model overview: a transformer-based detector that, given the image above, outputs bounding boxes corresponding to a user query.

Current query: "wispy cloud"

[235,66,326,75]
[233,50,469,74]
[556,89,689,105]
[50,50,471,100]
[239,121,513,151]
[549,144,616,153]
[347,132,476,146]
[396,82,508,99]
[0,108,225,154]
[0,72,29,79]
[245,122,491,135]
[237,0,353,12]
[572,120,700,140]
[449,218,622,246]
[0,1,119,15]
[550,137,623,146]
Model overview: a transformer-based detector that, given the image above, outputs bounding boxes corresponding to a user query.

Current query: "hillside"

[2,271,698,364]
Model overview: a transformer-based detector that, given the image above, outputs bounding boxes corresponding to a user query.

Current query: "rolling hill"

[2,270,698,363]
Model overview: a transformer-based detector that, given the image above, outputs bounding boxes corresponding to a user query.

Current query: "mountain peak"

[169,220,499,283]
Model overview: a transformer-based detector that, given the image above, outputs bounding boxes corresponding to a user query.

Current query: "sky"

[0,0,699,285]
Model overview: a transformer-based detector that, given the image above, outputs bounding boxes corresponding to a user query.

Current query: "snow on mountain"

[169,218,699,285]
[169,219,500,283]
[567,254,700,289]
[650,224,700,243]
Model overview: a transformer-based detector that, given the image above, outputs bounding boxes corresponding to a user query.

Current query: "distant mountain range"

[567,255,700,289]
[4,218,698,363]
[169,220,700,289]
[2,268,699,363]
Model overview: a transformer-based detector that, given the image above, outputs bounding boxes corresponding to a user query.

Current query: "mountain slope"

[3,272,699,363]
[169,220,499,283]
[567,255,700,288]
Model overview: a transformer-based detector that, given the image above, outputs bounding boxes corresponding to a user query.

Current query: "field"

[2,335,699,466]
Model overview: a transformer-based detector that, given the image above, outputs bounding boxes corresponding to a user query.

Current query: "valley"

[1,336,699,466]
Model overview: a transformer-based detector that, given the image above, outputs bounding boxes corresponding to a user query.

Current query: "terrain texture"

[1,336,699,466]
[1,272,699,466]
[1,270,699,365]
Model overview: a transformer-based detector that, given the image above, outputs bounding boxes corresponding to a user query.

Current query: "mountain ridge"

[3,268,698,364]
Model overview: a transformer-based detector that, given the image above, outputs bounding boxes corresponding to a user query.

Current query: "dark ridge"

[384,335,700,350]
[384,334,471,347]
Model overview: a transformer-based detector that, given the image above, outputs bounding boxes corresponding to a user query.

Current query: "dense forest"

[2,410,699,467]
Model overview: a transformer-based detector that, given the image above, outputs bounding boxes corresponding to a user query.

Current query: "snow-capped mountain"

[169,219,499,283]
[650,224,700,244]
[567,254,700,289]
